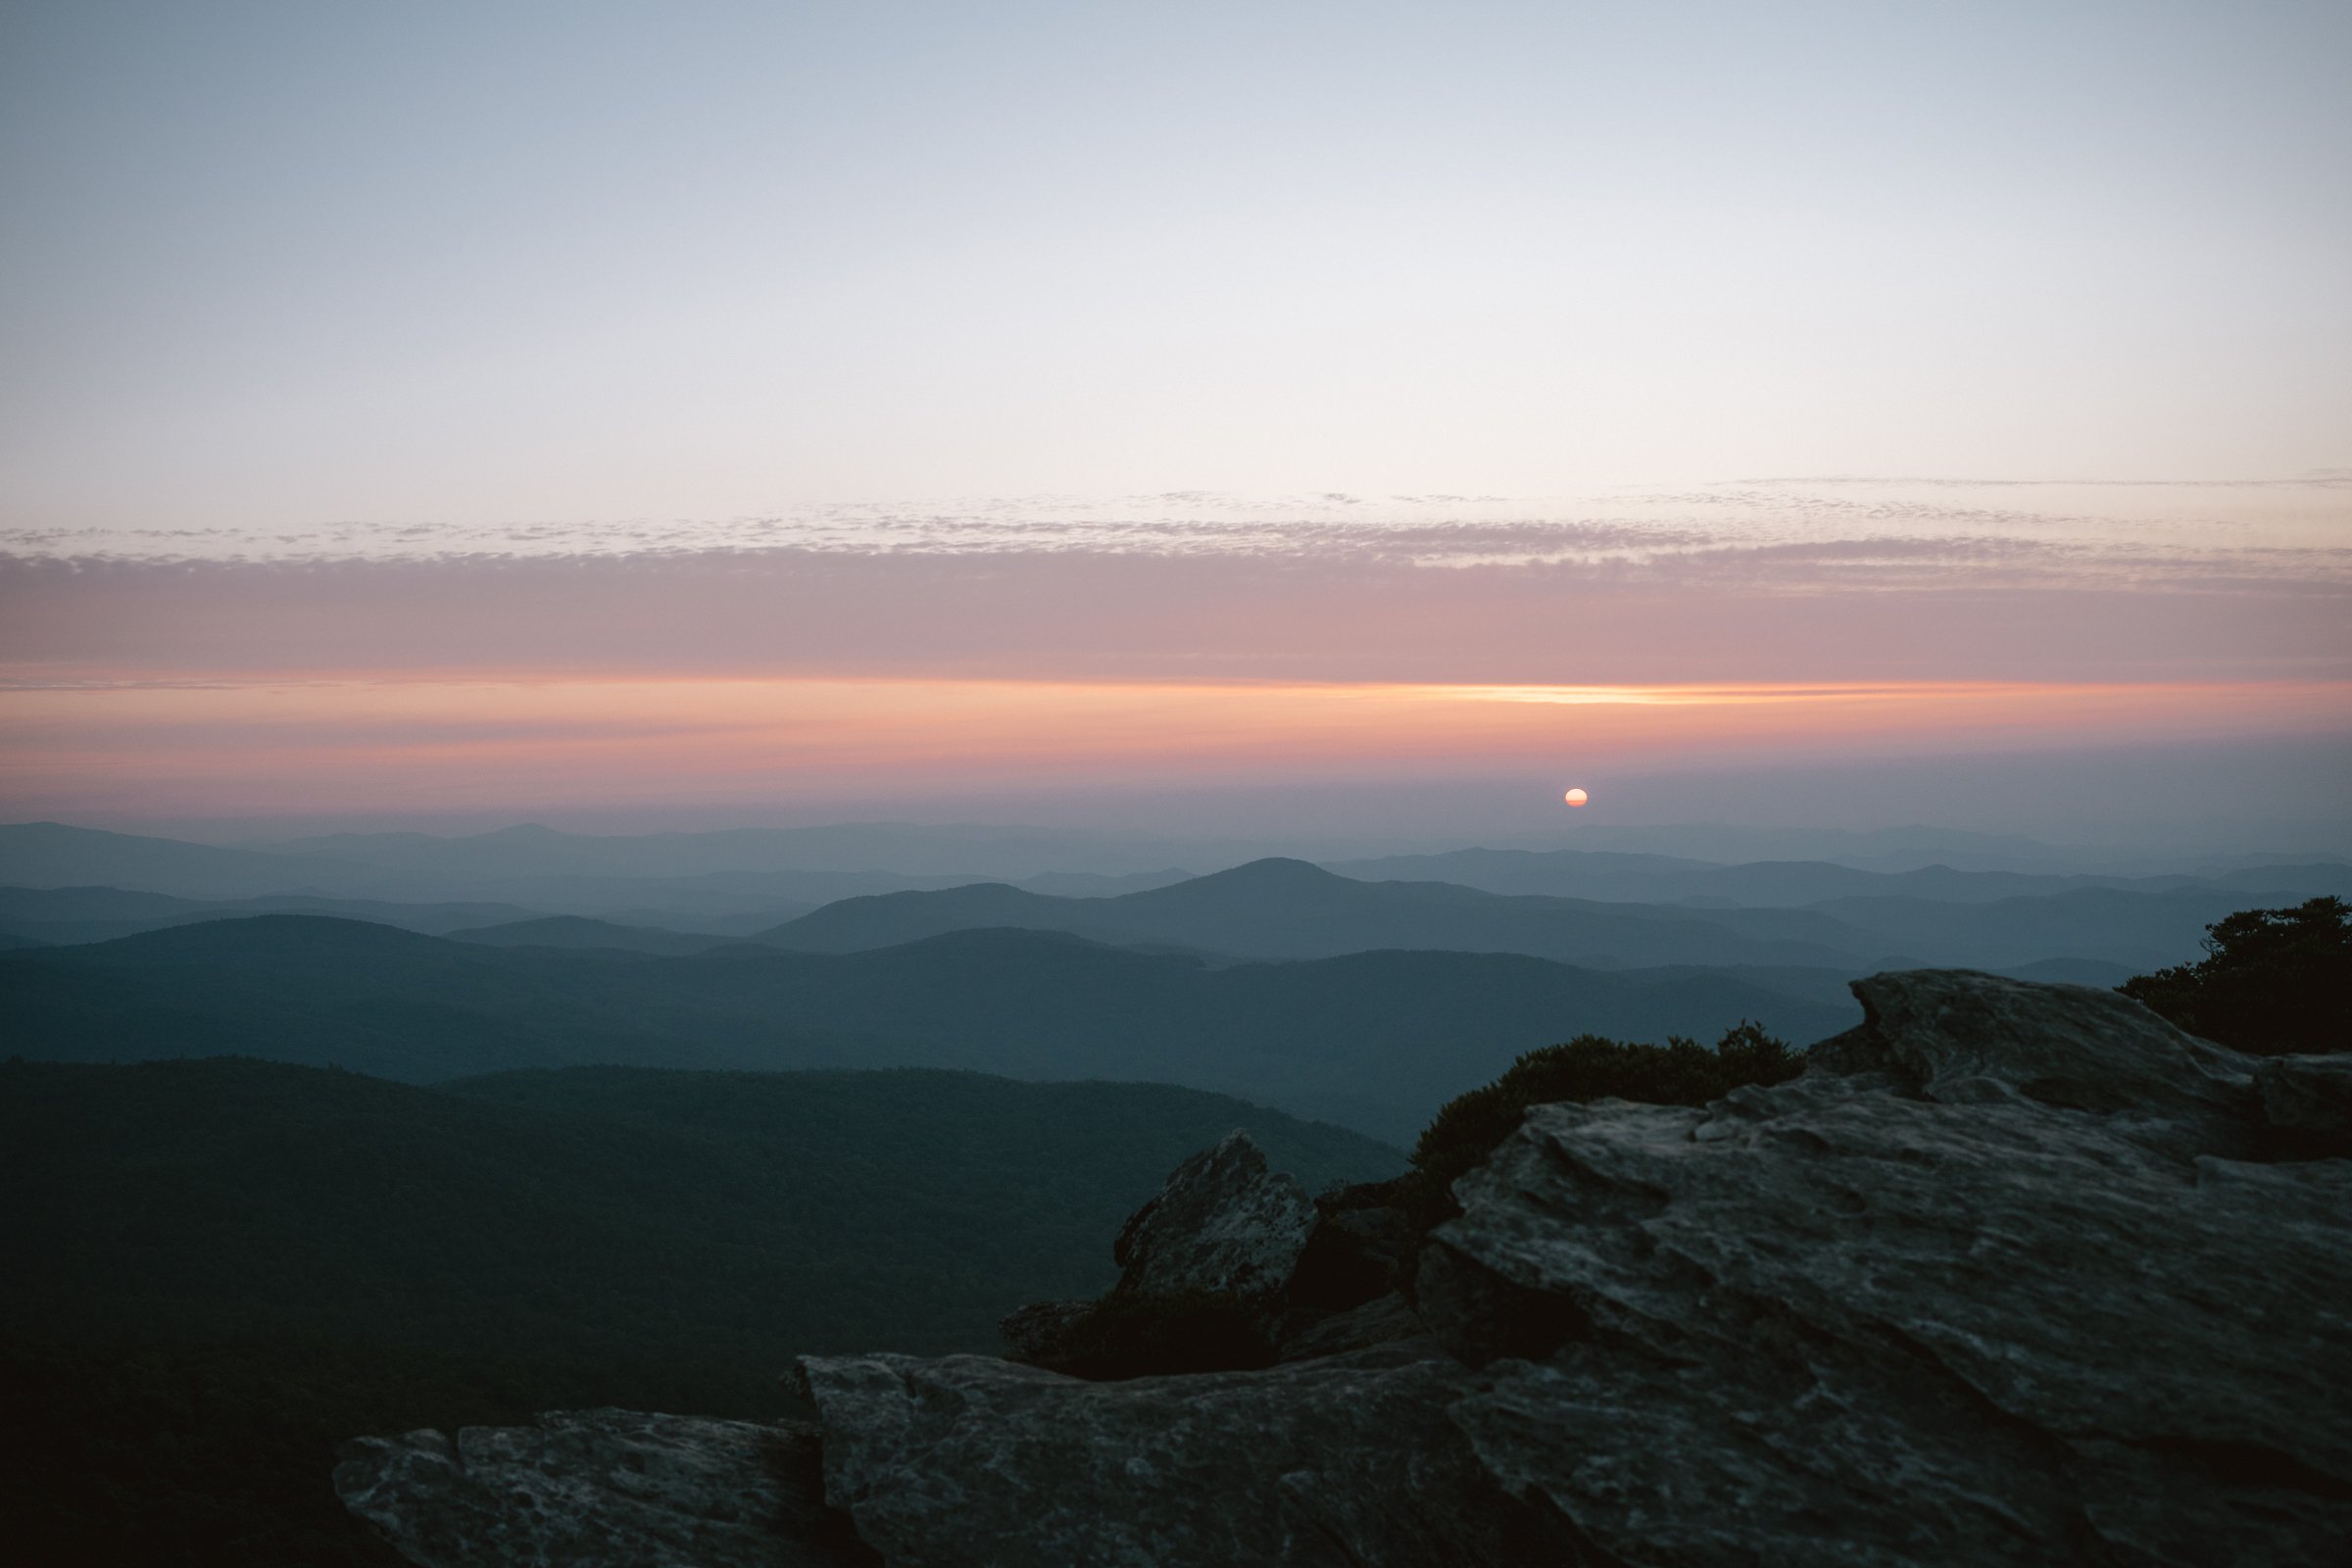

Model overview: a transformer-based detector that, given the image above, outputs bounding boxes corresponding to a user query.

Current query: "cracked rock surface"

[1108,1127,1318,1299]
[333,1408,873,1566]
[793,1343,1568,1567]
[1426,971,2352,1565]
[339,971,2352,1567]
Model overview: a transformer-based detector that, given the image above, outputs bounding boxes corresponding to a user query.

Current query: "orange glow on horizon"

[2,675,2346,818]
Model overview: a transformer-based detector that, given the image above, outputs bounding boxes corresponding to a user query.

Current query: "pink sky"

[4,483,2347,830]
[5,5,2345,843]
[6,506,2346,687]
[4,674,2345,824]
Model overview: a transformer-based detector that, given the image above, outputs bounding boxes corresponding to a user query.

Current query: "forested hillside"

[0,915,1856,1141]
[0,1056,1396,1564]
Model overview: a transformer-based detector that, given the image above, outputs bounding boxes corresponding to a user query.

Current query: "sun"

[1564,787,1589,807]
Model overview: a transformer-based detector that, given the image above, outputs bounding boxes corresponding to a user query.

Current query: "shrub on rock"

[1408,1020,1802,1212]
[2120,896,2350,1055]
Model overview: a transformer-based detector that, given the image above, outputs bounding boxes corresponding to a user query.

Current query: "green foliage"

[1407,1021,1803,1220]
[2118,897,2351,1055]
[1030,1291,1275,1382]
[0,1056,1397,1566]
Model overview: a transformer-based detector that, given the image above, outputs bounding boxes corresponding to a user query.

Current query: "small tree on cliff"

[2119,896,2350,1055]
[1406,1021,1802,1223]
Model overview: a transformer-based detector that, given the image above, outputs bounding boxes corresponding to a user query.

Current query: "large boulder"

[1110,1127,1317,1299]
[999,1127,1327,1373]
[1423,970,2352,1565]
[792,1343,1566,1567]
[1809,967,2259,1146]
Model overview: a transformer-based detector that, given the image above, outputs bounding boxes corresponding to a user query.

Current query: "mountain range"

[7,820,2343,917]
[755,858,1870,967]
[6,819,2344,1141]
[749,856,2334,973]
[10,827,2340,973]
[1323,845,2352,906]
[0,913,1861,1142]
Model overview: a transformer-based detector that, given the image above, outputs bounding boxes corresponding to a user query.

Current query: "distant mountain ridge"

[5,822,2343,973]
[751,855,2325,973]
[0,823,1203,924]
[0,882,549,946]
[238,820,1245,880]
[443,915,736,956]
[12,818,2345,909]
[1325,845,2352,906]
[0,913,1860,1142]
[755,857,1878,969]
[0,822,371,899]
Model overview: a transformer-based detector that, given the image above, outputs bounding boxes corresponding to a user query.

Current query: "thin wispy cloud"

[8,540,2345,695]
[1,1,2345,836]
[6,480,2345,599]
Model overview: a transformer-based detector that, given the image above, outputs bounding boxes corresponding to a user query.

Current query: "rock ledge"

[339,971,2352,1567]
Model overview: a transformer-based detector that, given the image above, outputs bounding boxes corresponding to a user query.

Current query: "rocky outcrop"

[1423,971,2352,1564]
[339,970,2352,1567]
[1108,1128,1317,1299]
[792,1344,1567,1567]
[996,1126,1330,1374]
[333,1409,874,1567]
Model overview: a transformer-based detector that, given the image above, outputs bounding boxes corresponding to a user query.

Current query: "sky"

[1,2,2347,845]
